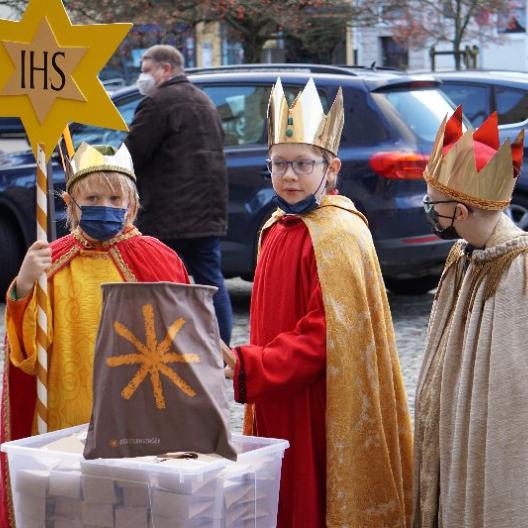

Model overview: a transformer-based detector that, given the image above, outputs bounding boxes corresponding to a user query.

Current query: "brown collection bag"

[84,282,237,460]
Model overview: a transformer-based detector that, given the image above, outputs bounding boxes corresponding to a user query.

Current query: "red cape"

[0,229,188,528]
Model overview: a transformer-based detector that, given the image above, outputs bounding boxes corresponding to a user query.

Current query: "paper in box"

[119,482,150,508]
[81,502,115,527]
[82,474,119,504]
[114,505,149,528]
[54,496,83,519]
[14,492,47,522]
[15,469,49,497]
[151,487,217,520]
[49,469,82,498]
[53,518,83,528]
[155,454,223,495]
[225,501,270,525]
[13,513,43,528]
[150,513,219,528]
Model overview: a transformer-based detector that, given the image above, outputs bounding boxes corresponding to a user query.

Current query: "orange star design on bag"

[106,304,200,409]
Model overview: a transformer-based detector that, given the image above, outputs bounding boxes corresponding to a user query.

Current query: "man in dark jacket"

[126,45,232,344]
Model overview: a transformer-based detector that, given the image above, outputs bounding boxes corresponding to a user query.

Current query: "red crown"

[442,106,524,177]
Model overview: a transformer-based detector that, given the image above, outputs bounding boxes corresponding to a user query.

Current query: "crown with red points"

[424,106,524,210]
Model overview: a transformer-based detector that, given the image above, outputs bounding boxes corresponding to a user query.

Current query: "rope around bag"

[36,144,48,433]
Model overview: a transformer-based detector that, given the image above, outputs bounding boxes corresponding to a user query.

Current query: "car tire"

[507,193,528,231]
[0,215,24,297]
[385,275,440,296]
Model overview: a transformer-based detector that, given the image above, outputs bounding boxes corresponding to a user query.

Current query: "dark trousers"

[163,236,233,345]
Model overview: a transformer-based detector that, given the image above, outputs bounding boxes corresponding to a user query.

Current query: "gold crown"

[267,78,344,156]
[65,142,136,192]
[424,107,524,210]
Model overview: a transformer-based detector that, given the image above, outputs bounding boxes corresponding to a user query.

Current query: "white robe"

[413,214,528,528]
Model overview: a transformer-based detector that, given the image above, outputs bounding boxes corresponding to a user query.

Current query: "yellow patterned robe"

[6,248,123,434]
[4,227,189,435]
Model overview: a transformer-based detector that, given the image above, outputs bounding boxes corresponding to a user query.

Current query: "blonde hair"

[64,171,139,230]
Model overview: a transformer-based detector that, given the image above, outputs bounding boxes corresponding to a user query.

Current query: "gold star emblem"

[1,17,87,124]
[0,0,132,160]
[106,304,201,410]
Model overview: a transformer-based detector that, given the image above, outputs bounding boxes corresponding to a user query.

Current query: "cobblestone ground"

[0,278,434,434]
[226,279,434,431]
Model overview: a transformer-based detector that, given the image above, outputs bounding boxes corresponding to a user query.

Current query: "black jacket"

[126,75,228,239]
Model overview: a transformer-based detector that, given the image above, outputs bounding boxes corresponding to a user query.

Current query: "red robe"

[234,215,327,528]
[0,227,189,528]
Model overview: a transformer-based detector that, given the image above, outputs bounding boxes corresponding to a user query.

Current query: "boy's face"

[74,185,129,210]
[64,177,131,238]
[270,143,335,205]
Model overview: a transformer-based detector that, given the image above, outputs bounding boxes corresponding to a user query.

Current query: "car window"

[440,83,491,126]
[203,85,270,146]
[71,96,141,147]
[495,87,528,125]
[346,89,390,145]
[372,88,463,143]
[202,84,328,147]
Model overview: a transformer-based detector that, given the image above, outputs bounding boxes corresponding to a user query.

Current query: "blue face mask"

[273,193,318,215]
[79,206,127,241]
[273,171,327,215]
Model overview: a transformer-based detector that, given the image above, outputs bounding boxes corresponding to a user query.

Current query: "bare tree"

[386,0,511,69]
[1,0,405,64]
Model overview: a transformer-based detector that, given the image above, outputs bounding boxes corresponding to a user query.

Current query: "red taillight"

[369,152,429,180]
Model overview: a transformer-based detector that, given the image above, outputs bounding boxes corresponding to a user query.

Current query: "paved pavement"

[0,278,434,434]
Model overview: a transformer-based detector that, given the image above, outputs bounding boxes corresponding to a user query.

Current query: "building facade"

[352,1,528,72]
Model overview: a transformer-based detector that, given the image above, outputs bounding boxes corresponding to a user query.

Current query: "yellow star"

[1,17,87,125]
[106,304,201,410]
[0,0,132,160]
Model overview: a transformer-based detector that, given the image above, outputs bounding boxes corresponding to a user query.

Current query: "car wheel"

[385,275,440,296]
[506,193,528,231]
[0,215,24,297]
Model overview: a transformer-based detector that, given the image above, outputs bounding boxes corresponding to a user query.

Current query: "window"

[203,85,270,147]
[373,88,465,143]
[495,87,528,125]
[380,37,409,70]
[71,96,141,147]
[203,84,329,147]
[440,83,491,127]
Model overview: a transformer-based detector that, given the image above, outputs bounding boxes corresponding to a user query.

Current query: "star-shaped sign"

[0,0,132,160]
[107,304,201,410]
[2,17,87,125]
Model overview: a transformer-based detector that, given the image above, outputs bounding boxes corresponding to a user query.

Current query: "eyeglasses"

[266,158,327,177]
[422,194,460,217]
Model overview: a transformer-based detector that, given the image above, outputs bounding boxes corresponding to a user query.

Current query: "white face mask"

[137,73,156,96]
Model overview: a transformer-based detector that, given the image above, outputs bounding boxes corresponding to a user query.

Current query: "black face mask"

[425,207,460,240]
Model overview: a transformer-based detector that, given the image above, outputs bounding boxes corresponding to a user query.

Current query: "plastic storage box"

[2,424,289,528]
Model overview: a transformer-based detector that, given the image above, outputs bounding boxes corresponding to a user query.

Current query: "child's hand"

[224,366,234,379]
[16,241,52,298]
[221,340,236,369]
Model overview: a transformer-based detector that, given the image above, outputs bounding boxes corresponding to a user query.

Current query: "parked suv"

[0,64,467,295]
[434,70,528,231]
